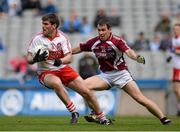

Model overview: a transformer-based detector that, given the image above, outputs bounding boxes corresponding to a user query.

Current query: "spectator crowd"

[1,0,180,82]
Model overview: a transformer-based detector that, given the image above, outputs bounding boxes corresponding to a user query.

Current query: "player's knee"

[80,89,92,99]
[84,80,94,90]
[49,82,61,91]
[173,88,179,95]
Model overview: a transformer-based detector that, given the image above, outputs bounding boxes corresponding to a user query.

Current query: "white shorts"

[97,70,133,89]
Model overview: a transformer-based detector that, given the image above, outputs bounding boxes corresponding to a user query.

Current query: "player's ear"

[52,23,57,29]
[107,25,111,31]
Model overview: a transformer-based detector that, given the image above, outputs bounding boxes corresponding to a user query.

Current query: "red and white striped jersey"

[80,34,130,72]
[27,30,71,73]
[172,36,180,69]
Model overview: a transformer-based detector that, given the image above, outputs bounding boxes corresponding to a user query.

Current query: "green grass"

[0,116,179,131]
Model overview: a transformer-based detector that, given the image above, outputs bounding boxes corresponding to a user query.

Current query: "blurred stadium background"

[0,0,180,117]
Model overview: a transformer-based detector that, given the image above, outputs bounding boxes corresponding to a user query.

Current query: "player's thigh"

[44,74,62,88]
[173,82,180,94]
[69,75,109,91]
[85,76,109,90]
[68,76,89,94]
[123,80,145,100]
[173,82,180,89]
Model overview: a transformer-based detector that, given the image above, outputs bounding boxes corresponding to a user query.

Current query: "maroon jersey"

[80,34,130,72]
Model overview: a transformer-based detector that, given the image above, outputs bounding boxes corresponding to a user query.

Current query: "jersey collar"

[108,33,113,41]
[175,35,180,39]
[47,29,60,41]
[99,33,113,42]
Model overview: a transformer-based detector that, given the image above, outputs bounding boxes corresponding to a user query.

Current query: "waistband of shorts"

[103,69,126,74]
[37,65,67,75]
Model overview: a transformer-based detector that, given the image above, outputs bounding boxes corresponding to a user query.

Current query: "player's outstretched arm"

[72,45,82,54]
[125,49,145,64]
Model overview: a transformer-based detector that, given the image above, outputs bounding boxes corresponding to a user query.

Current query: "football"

[33,45,49,59]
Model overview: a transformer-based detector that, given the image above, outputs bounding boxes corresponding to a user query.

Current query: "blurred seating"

[0,0,179,80]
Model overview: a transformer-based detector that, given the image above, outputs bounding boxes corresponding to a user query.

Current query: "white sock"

[66,102,77,113]
[97,112,106,121]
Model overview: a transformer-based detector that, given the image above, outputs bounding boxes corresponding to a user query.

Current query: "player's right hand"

[33,49,48,63]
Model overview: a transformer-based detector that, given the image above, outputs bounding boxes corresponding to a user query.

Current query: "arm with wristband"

[53,52,72,67]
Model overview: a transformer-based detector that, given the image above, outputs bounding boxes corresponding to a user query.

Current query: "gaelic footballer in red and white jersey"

[80,33,130,72]
[27,30,71,72]
[171,35,180,81]
[172,36,180,69]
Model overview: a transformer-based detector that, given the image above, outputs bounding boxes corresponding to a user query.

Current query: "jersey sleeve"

[116,39,130,52]
[61,35,72,55]
[80,38,97,51]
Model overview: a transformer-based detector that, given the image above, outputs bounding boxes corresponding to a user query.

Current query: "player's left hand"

[53,59,62,67]
[137,55,145,64]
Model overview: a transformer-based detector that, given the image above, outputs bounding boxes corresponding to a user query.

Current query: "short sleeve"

[80,37,98,51]
[116,39,130,52]
[61,35,72,54]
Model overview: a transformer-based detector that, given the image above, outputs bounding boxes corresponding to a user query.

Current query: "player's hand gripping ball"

[33,46,49,63]
[39,47,49,59]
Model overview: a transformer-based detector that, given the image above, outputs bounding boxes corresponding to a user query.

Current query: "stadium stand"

[0,0,179,79]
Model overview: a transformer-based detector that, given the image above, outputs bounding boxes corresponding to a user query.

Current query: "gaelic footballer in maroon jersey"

[80,34,129,72]
[72,18,171,125]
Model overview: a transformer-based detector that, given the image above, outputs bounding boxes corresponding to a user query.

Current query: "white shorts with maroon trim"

[97,69,133,89]
[173,68,180,82]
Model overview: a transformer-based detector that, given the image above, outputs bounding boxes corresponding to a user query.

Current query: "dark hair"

[42,13,60,28]
[174,23,180,27]
[97,18,111,29]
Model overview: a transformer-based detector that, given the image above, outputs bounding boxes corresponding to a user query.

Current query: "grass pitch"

[0,116,179,131]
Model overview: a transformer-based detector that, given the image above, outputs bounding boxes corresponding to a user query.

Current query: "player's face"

[97,24,111,41]
[173,25,180,37]
[42,21,56,38]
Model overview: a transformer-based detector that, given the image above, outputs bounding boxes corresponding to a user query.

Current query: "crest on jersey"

[100,46,106,52]
[57,43,62,50]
